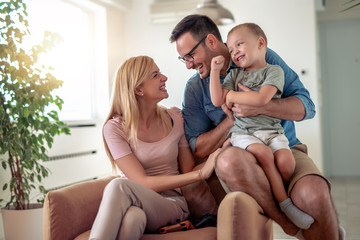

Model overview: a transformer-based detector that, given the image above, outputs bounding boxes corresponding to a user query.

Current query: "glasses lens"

[178,35,206,64]
[178,56,186,63]
[178,55,193,63]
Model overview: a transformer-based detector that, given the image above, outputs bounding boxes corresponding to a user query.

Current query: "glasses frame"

[178,35,207,63]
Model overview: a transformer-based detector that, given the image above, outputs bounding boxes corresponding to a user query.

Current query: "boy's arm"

[226,85,278,108]
[232,84,304,121]
[210,56,229,107]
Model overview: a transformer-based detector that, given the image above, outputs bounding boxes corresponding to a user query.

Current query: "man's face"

[176,32,214,79]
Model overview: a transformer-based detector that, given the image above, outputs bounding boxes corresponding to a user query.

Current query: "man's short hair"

[170,14,223,43]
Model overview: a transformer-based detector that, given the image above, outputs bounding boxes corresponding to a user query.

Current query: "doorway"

[318,18,360,177]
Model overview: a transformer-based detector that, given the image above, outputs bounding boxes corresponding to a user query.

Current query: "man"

[170,15,343,240]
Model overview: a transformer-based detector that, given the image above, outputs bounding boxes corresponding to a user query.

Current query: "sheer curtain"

[26,0,109,122]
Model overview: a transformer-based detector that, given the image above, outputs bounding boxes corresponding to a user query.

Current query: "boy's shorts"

[230,130,290,153]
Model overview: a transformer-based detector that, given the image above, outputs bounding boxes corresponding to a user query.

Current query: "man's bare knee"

[216,147,256,170]
[291,175,332,212]
[215,147,259,191]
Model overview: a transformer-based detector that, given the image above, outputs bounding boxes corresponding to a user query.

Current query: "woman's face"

[139,63,168,102]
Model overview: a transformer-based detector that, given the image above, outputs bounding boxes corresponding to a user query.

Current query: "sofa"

[43,173,273,240]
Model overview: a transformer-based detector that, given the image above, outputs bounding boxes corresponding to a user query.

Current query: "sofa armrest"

[217,191,273,240]
[43,176,116,240]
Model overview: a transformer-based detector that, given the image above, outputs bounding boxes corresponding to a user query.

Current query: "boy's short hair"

[228,23,267,46]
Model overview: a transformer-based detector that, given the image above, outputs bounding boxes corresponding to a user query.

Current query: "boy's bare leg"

[246,144,314,229]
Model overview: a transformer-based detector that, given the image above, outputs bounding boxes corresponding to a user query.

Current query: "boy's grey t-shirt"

[222,63,285,135]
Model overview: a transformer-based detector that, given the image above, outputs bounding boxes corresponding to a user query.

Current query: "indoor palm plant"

[0,0,70,215]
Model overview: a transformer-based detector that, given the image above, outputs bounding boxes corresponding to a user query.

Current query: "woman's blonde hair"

[103,56,170,171]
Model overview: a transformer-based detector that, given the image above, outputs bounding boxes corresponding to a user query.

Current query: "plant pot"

[1,203,43,240]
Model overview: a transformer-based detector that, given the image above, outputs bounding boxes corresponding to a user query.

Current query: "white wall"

[120,0,323,170]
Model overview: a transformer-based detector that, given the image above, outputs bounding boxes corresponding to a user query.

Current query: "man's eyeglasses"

[178,35,207,63]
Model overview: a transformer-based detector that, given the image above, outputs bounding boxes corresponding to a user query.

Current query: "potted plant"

[0,0,70,238]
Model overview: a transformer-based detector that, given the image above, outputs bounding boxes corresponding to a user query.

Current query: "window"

[26,0,109,122]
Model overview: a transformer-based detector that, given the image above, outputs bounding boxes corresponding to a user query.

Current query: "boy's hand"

[225,90,235,108]
[211,55,225,72]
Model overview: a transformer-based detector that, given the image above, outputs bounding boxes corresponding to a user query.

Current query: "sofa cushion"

[217,191,273,240]
[181,178,218,218]
[43,176,116,240]
[74,227,217,240]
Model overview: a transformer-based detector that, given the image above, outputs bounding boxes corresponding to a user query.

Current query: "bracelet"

[198,169,204,180]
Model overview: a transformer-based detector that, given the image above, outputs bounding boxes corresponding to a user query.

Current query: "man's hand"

[221,103,235,122]
[237,83,251,92]
[232,83,263,117]
[232,104,262,118]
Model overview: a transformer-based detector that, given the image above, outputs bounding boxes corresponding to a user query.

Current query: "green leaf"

[1,161,6,170]
[341,0,360,11]
[23,108,30,117]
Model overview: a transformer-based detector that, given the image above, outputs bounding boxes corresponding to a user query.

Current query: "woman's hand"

[200,148,222,179]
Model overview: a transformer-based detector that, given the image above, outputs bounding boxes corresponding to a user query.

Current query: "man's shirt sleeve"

[266,48,316,120]
[182,80,212,152]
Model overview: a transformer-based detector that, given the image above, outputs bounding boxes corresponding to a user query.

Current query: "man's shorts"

[230,130,290,153]
[287,144,330,195]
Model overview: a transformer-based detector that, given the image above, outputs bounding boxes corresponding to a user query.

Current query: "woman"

[89,56,220,240]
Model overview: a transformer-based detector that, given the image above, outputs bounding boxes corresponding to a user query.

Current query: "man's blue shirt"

[182,48,316,152]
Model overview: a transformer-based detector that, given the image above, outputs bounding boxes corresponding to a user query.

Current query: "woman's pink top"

[103,107,189,177]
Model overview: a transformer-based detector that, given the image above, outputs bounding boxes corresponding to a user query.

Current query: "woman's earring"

[135,88,144,96]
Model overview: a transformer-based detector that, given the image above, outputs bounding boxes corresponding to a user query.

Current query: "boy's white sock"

[279,198,314,229]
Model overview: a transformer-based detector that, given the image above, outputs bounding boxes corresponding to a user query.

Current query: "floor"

[273,177,360,240]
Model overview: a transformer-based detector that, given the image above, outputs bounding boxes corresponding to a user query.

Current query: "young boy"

[210,23,314,230]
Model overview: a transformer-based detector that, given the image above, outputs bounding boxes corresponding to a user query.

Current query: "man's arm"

[263,96,305,120]
[266,48,315,120]
[183,75,234,159]
[195,106,233,159]
[232,48,314,121]
[232,84,305,121]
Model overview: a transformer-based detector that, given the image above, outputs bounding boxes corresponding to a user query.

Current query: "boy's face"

[226,27,263,71]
